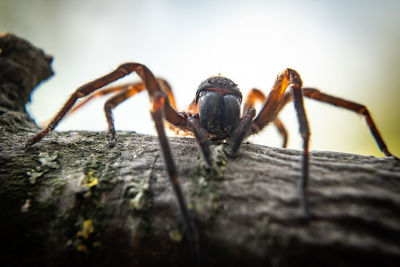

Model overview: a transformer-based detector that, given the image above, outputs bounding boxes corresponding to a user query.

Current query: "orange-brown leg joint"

[243,88,266,114]
[252,68,303,131]
[244,88,289,147]
[151,93,166,113]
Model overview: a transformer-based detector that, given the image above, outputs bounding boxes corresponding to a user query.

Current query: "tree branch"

[1,33,399,267]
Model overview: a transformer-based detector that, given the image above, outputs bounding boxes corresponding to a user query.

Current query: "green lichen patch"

[26,168,44,184]
[169,228,183,243]
[193,144,228,191]
[25,151,60,184]
[125,172,153,213]
[189,144,229,221]
[38,151,60,169]
[129,190,151,211]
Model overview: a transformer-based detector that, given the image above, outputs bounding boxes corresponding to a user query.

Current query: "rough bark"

[1,33,400,267]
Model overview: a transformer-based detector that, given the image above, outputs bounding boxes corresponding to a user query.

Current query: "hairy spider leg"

[150,94,200,264]
[303,88,396,157]
[243,88,289,148]
[76,79,176,146]
[25,70,183,148]
[186,99,198,114]
[273,88,396,158]
[103,83,146,146]
[26,63,199,264]
[227,107,257,155]
[291,85,311,217]
[187,116,213,166]
[67,78,177,144]
[67,84,135,116]
[249,69,311,217]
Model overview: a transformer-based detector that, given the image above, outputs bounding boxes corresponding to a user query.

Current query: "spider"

[26,63,396,262]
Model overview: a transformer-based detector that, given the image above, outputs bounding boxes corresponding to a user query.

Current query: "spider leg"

[25,65,137,147]
[243,88,288,148]
[249,69,310,216]
[181,100,213,168]
[67,83,135,116]
[150,94,200,264]
[104,83,146,147]
[291,84,311,217]
[186,99,198,114]
[262,87,396,158]
[187,116,212,166]
[25,64,185,147]
[228,107,257,155]
[301,88,396,157]
[102,79,175,147]
[157,79,178,110]
[65,79,176,148]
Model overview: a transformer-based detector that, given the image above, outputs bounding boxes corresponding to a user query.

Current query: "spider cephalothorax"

[26,62,397,264]
[196,76,243,139]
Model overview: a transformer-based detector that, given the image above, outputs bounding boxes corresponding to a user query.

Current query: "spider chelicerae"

[26,63,397,262]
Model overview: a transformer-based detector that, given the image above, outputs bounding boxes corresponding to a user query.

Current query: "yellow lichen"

[92,241,101,247]
[83,172,99,189]
[76,244,88,252]
[77,219,94,239]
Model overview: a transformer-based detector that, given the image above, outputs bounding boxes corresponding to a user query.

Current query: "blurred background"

[1,0,399,156]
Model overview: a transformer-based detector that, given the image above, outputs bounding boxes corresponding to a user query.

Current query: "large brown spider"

[26,63,396,262]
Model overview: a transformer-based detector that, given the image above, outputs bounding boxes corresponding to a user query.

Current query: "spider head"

[195,76,242,139]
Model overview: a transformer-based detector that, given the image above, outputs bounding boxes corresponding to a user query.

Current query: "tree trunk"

[1,33,400,267]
